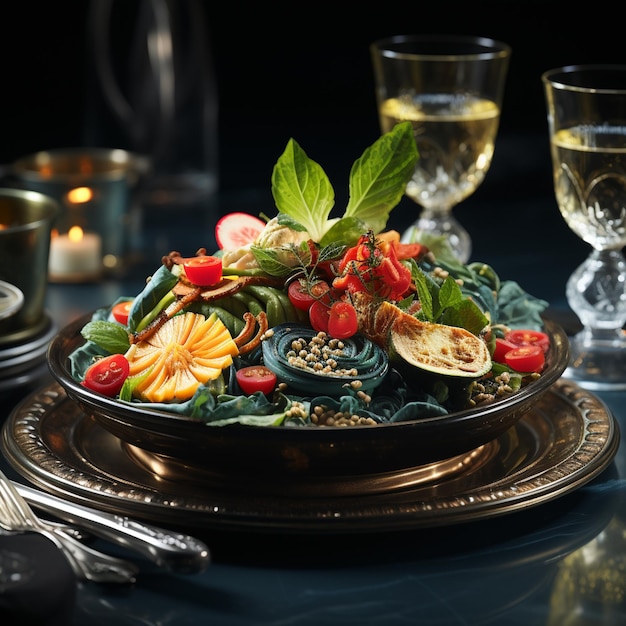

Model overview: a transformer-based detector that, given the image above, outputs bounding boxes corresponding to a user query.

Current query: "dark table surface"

[2,132,626,625]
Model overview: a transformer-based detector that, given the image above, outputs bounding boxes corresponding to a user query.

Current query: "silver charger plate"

[0,314,56,362]
[0,316,56,386]
[0,378,619,533]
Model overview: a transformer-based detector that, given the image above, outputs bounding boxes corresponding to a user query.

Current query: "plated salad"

[69,123,550,428]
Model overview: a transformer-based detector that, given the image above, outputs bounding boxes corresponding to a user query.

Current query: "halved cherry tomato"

[327,300,358,339]
[287,278,330,311]
[492,337,518,363]
[111,301,133,326]
[183,256,223,286]
[504,345,545,373]
[505,329,550,353]
[82,354,130,397]
[235,365,277,395]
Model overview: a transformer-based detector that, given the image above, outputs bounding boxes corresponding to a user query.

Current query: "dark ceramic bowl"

[47,315,569,478]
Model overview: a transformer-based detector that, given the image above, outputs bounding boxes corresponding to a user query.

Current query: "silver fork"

[0,468,138,584]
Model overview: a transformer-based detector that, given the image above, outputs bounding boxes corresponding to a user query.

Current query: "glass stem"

[410,207,472,263]
[566,248,626,343]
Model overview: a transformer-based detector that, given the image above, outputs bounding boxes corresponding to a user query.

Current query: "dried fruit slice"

[125,311,239,402]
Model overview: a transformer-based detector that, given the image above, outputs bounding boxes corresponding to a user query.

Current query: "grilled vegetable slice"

[354,295,491,380]
[388,313,492,379]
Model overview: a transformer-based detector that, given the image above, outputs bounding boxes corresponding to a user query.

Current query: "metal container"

[0,189,58,336]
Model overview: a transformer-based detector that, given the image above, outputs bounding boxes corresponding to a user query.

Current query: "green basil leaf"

[440,299,490,336]
[412,268,434,321]
[319,216,369,248]
[271,139,335,242]
[251,243,311,277]
[437,276,465,312]
[344,122,418,233]
[80,320,130,354]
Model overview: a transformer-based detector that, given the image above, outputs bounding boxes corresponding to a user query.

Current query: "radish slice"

[215,212,266,249]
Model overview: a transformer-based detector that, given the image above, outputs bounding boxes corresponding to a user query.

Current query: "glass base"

[562,331,626,391]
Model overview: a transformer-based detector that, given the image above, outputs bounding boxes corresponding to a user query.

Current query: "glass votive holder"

[10,147,142,282]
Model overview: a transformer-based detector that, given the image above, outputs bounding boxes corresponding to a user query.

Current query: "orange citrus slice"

[125,311,239,402]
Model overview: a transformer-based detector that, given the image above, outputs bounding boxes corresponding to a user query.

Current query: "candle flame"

[68,226,84,242]
[66,186,94,204]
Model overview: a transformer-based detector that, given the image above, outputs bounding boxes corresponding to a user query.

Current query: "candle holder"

[10,148,142,282]
[0,189,58,336]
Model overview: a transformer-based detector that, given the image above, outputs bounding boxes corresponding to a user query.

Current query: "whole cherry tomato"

[309,298,330,333]
[327,300,358,339]
[183,256,223,286]
[287,278,330,311]
[308,288,342,333]
[82,354,130,397]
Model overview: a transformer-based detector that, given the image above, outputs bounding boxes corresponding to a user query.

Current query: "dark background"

[3,2,625,185]
[2,1,625,310]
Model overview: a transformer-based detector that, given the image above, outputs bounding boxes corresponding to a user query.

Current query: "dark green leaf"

[127,265,178,333]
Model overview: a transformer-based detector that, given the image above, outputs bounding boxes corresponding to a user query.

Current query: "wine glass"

[370,35,511,263]
[542,65,626,390]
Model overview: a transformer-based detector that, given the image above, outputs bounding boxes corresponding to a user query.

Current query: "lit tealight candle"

[49,225,102,281]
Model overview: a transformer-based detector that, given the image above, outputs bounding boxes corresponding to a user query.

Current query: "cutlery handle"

[15,483,210,574]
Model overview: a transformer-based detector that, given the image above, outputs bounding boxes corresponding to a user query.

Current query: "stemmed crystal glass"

[370,35,511,263]
[543,65,626,390]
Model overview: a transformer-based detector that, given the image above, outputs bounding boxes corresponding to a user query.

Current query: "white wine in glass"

[543,65,626,390]
[371,35,511,263]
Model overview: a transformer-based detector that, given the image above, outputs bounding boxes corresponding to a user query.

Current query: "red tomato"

[183,255,223,286]
[215,212,266,249]
[504,345,545,373]
[287,278,330,311]
[505,329,550,353]
[492,337,518,363]
[235,365,277,395]
[390,241,427,261]
[111,301,133,326]
[309,298,331,333]
[327,300,358,339]
[82,354,130,397]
